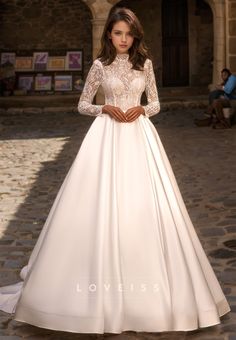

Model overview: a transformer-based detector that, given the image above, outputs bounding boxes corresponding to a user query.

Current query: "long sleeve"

[77,59,104,117]
[142,59,160,118]
[224,75,236,99]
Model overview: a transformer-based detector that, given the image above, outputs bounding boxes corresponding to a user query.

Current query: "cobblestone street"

[0,109,236,339]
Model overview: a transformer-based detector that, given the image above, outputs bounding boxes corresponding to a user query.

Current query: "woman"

[0,6,231,334]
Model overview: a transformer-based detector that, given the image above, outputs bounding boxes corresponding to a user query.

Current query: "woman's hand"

[125,106,145,122]
[102,105,127,122]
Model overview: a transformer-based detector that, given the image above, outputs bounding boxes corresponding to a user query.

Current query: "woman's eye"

[114,32,133,36]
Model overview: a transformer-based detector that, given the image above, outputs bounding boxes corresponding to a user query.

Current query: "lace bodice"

[77,53,160,119]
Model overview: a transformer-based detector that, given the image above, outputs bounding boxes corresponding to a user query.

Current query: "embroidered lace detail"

[77,55,160,118]
[77,60,104,117]
[142,59,161,117]
[115,53,130,61]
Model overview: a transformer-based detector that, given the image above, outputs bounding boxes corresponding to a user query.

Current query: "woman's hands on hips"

[102,105,145,122]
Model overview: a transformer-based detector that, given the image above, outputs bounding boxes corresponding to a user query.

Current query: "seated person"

[195,69,236,128]
[208,68,231,104]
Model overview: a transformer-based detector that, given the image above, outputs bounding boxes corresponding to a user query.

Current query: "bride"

[0,6,231,334]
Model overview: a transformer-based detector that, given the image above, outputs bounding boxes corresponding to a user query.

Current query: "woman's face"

[108,20,134,54]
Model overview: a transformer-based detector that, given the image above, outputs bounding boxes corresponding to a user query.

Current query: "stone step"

[0,99,209,116]
[0,87,209,110]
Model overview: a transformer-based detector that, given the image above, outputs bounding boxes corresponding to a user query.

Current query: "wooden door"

[162,0,189,86]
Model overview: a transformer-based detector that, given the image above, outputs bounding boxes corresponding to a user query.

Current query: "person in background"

[208,68,231,104]
[194,68,236,128]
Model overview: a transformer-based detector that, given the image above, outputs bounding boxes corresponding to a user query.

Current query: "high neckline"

[115,53,129,61]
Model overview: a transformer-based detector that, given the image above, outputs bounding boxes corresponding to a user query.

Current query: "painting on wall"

[35,75,52,90]
[55,75,72,91]
[18,76,34,91]
[1,52,16,67]
[1,49,84,94]
[15,57,33,71]
[47,56,65,70]
[66,51,82,71]
[33,52,48,71]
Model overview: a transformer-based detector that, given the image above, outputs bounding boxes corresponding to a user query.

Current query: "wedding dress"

[0,53,231,334]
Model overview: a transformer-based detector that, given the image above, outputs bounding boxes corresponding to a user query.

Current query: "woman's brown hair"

[96,6,151,71]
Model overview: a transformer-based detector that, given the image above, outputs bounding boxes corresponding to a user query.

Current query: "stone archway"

[204,0,226,84]
[81,0,118,58]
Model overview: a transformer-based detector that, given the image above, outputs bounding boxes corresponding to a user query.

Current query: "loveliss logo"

[76,281,160,294]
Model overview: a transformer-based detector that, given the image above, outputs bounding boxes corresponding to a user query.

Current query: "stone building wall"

[188,0,213,85]
[1,0,235,87]
[0,0,93,76]
[227,0,236,72]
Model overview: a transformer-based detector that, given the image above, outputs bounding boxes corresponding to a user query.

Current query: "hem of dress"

[12,298,231,334]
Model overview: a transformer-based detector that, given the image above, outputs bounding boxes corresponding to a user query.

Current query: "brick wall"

[188,0,213,85]
[0,0,93,76]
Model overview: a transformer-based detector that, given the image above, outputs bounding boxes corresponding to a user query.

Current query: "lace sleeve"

[142,59,160,118]
[77,59,104,117]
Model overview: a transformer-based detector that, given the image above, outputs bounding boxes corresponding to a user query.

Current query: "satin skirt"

[0,114,231,333]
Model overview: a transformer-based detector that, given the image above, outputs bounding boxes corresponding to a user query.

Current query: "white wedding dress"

[0,53,231,334]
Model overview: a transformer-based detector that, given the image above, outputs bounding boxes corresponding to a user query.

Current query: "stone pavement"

[0,108,235,339]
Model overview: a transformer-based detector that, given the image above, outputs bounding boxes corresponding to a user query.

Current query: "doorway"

[162,0,189,86]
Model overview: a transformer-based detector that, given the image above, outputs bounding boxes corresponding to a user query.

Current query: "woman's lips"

[120,45,127,48]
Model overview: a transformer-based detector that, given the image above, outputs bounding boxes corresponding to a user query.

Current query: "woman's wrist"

[102,105,108,114]
[139,106,145,115]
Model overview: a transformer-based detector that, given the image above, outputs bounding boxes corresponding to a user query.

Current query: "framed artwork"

[55,75,72,91]
[15,57,33,71]
[66,51,82,71]
[73,75,84,91]
[33,52,48,71]
[1,52,16,66]
[47,56,65,70]
[18,76,34,91]
[35,75,52,91]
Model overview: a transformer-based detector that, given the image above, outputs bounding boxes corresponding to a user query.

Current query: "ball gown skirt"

[0,113,231,333]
